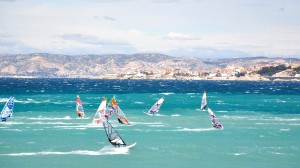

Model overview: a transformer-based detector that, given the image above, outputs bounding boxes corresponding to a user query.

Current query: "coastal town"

[1,54,300,81]
[100,62,300,81]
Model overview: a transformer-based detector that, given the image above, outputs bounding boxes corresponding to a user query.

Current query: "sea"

[0,78,299,168]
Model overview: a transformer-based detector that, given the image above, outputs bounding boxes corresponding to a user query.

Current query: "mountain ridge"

[1,53,299,78]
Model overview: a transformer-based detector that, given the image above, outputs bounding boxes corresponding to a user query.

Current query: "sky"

[0,0,300,58]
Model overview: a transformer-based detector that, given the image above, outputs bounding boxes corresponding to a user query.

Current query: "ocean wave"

[222,116,247,120]
[132,122,164,125]
[2,129,22,131]
[0,121,25,125]
[53,124,102,129]
[147,125,165,127]
[171,114,180,117]
[144,112,166,116]
[28,122,76,125]
[0,143,136,156]
[160,93,174,95]
[217,111,228,113]
[232,153,247,156]
[272,152,285,155]
[279,128,290,132]
[255,122,285,125]
[173,128,215,132]
[134,101,144,104]
[28,116,72,120]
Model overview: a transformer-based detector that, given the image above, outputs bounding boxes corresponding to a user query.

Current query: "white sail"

[1,97,14,122]
[92,98,107,124]
[76,95,85,117]
[200,91,207,110]
[148,97,164,114]
[207,108,223,129]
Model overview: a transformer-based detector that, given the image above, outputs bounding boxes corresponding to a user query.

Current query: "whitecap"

[272,152,285,155]
[279,128,290,132]
[28,116,72,121]
[148,125,165,127]
[171,114,180,117]
[160,93,174,95]
[217,111,228,113]
[134,101,144,104]
[174,128,215,132]
[0,144,136,156]
[132,122,164,125]
[233,153,247,156]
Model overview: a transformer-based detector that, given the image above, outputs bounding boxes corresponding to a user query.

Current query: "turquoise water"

[0,78,300,168]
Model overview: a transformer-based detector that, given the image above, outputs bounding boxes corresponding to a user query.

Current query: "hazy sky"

[0,0,299,58]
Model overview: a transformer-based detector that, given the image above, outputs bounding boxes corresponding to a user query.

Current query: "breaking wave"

[0,143,136,156]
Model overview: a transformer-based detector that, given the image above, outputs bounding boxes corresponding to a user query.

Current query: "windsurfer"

[118,118,124,124]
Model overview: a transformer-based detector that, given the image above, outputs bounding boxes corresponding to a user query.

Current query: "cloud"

[166,46,252,58]
[103,16,116,21]
[243,3,271,7]
[151,0,181,3]
[164,32,201,40]
[84,0,131,3]
[278,8,285,11]
[0,0,16,2]
[57,33,129,46]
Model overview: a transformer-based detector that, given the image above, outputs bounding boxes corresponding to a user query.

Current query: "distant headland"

[1,53,299,81]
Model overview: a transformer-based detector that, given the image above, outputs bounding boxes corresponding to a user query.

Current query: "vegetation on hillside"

[256,65,290,76]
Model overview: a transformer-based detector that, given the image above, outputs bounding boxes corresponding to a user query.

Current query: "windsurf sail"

[93,104,127,147]
[92,98,107,124]
[110,96,130,125]
[103,120,126,147]
[105,96,117,119]
[148,97,164,114]
[76,95,85,118]
[200,91,207,110]
[207,108,223,129]
[1,96,14,122]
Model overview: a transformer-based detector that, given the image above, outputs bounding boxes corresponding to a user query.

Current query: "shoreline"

[0,76,299,82]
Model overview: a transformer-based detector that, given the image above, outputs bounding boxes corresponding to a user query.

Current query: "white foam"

[160,93,174,95]
[148,125,165,127]
[134,101,144,104]
[28,116,72,121]
[279,128,290,132]
[272,152,285,155]
[171,114,180,117]
[153,114,166,117]
[1,143,137,156]
[233,153,247,156]
[144,112,166,116]
[174,128,215,132]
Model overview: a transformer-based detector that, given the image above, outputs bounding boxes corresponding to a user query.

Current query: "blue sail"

[1,97,15,121]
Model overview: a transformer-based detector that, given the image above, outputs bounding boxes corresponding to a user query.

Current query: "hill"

[0,53,299,78]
